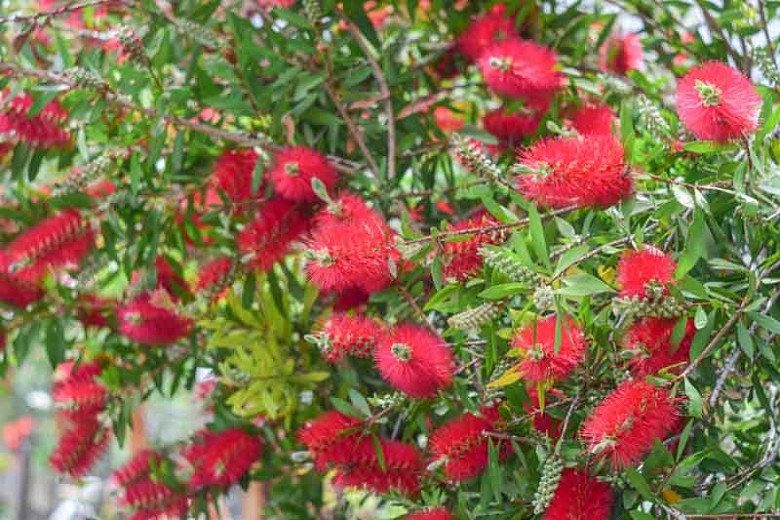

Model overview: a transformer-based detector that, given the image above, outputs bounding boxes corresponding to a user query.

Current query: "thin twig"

[341,16,396,179]
[396,284,437,335]
[549,236,632,281]
[322,80,381,178]
[0,0,120,23]
[757,0,778,68]
[402,205,578,245]
[693,0,744,71]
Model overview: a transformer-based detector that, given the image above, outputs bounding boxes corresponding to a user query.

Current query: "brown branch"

[322,80,381,178]
[758,0,778,68]
[340,16,396,179]
[396,284,437,335]
[674,294,751,382]
[692,0,745,72]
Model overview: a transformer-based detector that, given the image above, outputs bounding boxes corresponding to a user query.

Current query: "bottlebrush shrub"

[1,0,780,518]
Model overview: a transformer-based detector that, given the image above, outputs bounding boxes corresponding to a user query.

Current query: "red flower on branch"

[183,428,263,489]
[237,198,311,271]
[516,135,631,209]
[580,380,679,469]
[0,91,70,149]
[543,468,613,520]
[457,4,517,62]
[113,449,163,487]
[407,508,455,520]
[213,148,260,203]
[478,39,562,99]
[117,296,192,345]
[676,61,761,142]
[121,480,188,520]
[600,33,643,75]
[268,146,338,202]
[333,438,423,496]
[0,251,43,308]
[512,316,586,383]
[569,103,616,136]
[483,108,543,147]
[616,246,676,299]
[442,212,509,282]
[317,313,383,362]
[624,317,695,376]
[49,418,110,477]
[297,410,362,470]
[374,324,455,398]
[429,405,503,481]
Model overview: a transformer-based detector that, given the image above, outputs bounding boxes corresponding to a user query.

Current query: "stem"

[340,15,396,179]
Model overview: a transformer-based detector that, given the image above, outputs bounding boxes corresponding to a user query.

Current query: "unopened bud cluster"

[303,0,323,26]
[612,293,685,320]
[53,155,114,196]
[533,454,563,514]
[448,302,502,331]
[174,19,227,51]
[480,247,541,284]
[533,285,555,311]
[119,27,151,68]
[69,67,109,93]
[451,134,507,188]
[367,391,405,409]
[637,95,671,140]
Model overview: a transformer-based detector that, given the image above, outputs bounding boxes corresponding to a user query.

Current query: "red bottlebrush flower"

[255,0,297,8]
[297,410,362,470]
[456,5,517,62]
[53,378,108,419]
[121,480,188,520]
[675,61,761,142]
[213,148,260,203]
[442,212,509,282]
[616,246,676,299]
[374,324,454,398]
[183,428,263,489]
[580,380,679,469]
[478,39,562,99]
[569,103,616,136]
[516,135,631,209]
[317,313,382,363]
[0,91,70,149]
[77,294,113,328]
[306,216,397,294]
[512,316,586,383]
[50,418,110,477]
[267,146,338,203]
[624,317,695,376]
[113,449,163,487]
[147,256,190,301]
[53,360,103,389]
[333,438,423,496]
[117,296,192,346]
[599,33,643,75]
[429,407,502,482]
[543,468,613,520]
[6,209,93,283]
[0,251,43,308]
[433,107,465,133]
[195,257,234,295]
[312,192,380,230]
[483,108,543,147]
[407,508,454,520]
[237,198,310,271]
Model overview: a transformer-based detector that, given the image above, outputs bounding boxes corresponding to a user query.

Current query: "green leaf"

[527,205,550,269]
[737,321,754,358]
[479,283,527,300]
[331,397,364,419]
[348,389,371,417]
[747,311,780,334]
[45,319,66,367]
[557,274,614,297]
[694,306,708,329]
[684,378,703,418]
[675,209,707,277]
[625,467,654,501]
